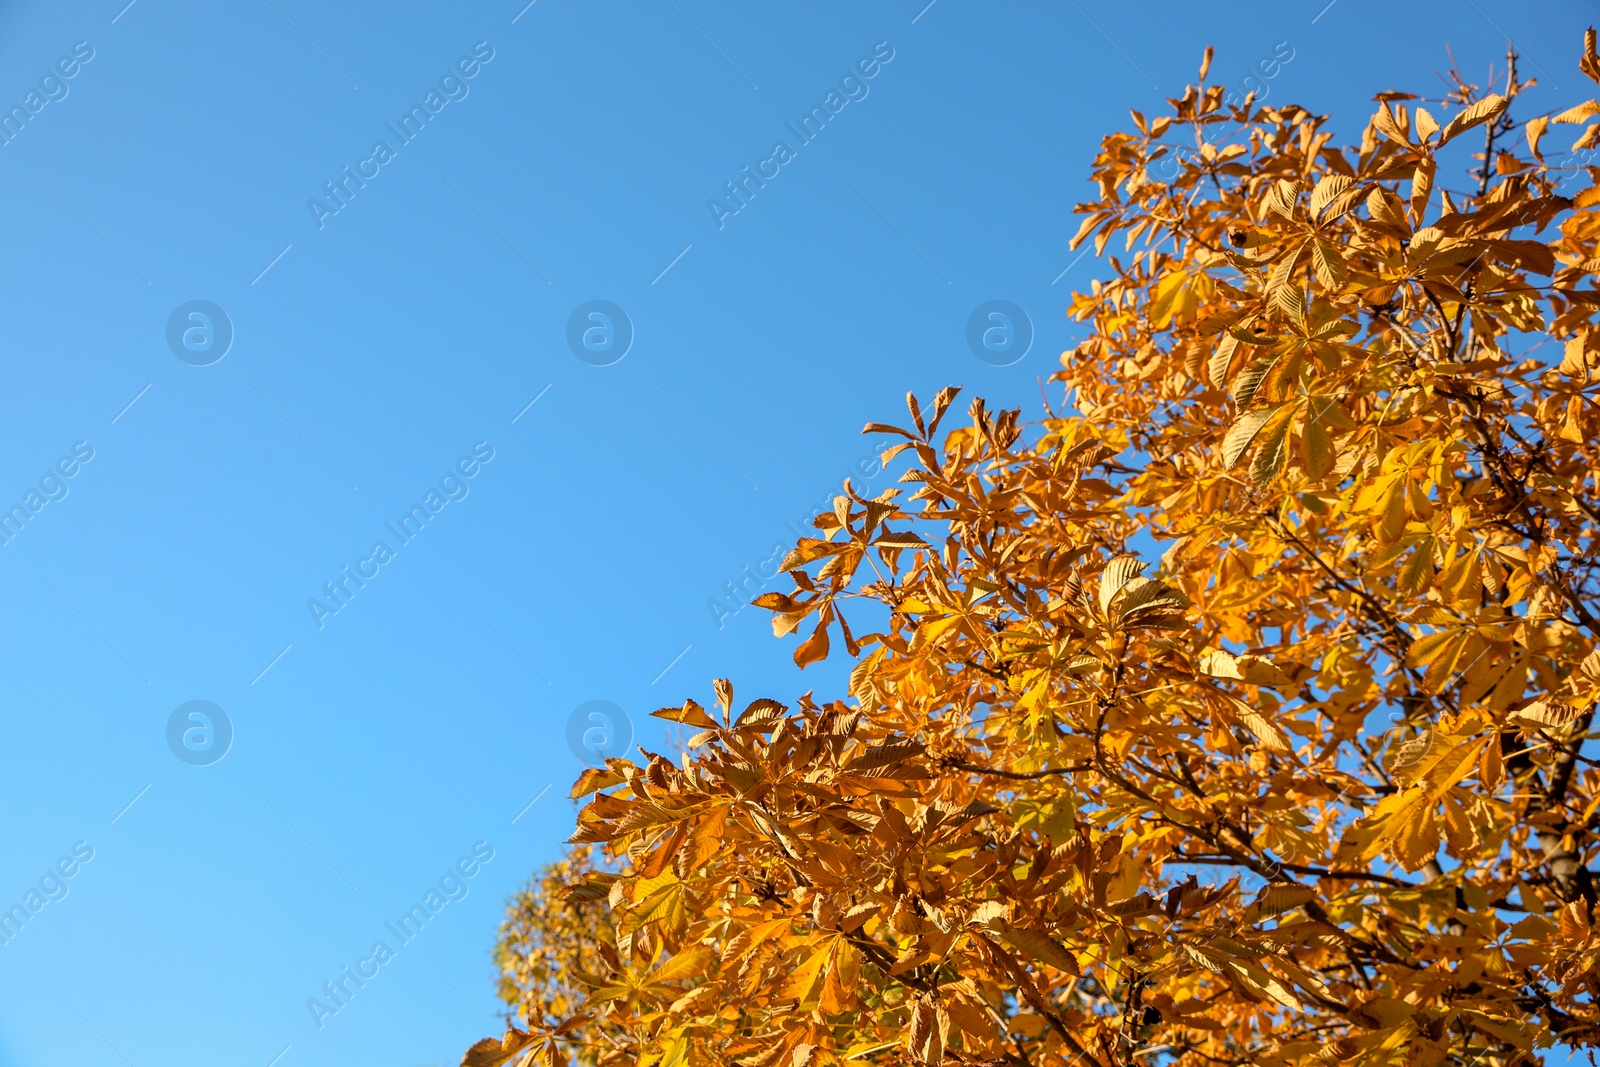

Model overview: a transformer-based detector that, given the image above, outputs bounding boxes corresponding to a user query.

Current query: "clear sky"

[0,1,1591,1065]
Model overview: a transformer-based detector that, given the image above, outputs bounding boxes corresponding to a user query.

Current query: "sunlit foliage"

[466,36,1600,1067]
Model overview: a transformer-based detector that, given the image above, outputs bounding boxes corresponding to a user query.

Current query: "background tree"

[466,35,1600,1067]
[492,847,614,1036]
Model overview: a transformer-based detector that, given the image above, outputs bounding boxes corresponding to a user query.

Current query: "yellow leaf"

[571,766,627,799]
[1410,157,1435,222]
[1366,185,1409,231]
[651,699,721,730]
[1313,238,1345,289]
[648,946,716,986]
[1098,555,1147,612]
[794,617,830,669]
[908,999,949,1066]
[1526,114,1550,160]
[460,1031,536,1067]
[1250,403,1296,485]
[1252,882,1315,916]
[1391,803,1441,872]
[1223,695,1292,751]
[1414,106,1440,143]
[1310,174,1355,220]
[1439,94,1506,144]
[619,881,690,937]
[1508,699,1585,732]
[1301,414,1334,478]
[997,925,1080,975]
[820,941,861,1013]
[1234,959,1303,1009]
[1199,649,1290,688]
[1373,480,1408,544]
[677,805,728,875]
[1222,407,1275,469]
[780,942,831,1005]
[842,1042,901,1061]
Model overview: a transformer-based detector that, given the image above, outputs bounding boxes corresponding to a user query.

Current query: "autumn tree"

[467,36,1600,1067]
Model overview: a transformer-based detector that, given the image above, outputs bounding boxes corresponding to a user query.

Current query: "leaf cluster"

[467,35,1600,1067]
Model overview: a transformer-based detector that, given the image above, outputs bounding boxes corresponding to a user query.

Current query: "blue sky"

[0,1,1590,1064]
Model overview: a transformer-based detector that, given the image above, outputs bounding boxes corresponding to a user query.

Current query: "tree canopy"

[466,35,1600,1067]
